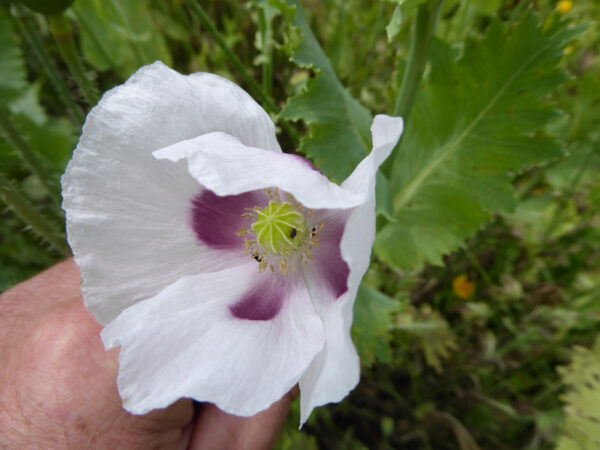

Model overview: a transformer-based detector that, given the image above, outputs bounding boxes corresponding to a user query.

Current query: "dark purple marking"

[311,212,350,299]
[191,189,267,249]
[230,277,284,321]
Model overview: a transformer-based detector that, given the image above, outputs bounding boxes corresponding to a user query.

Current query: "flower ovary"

[251,201,306,255]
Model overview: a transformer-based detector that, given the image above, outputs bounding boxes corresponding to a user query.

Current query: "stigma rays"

[237,188,324,275]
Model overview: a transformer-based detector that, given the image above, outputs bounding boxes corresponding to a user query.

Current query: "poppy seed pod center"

[251,201,307,255]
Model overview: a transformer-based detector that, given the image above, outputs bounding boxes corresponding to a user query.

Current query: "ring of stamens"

[238,188,323,275]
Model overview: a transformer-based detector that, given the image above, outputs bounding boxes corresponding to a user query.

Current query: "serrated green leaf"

[375,11,579,270]
[352,285,400,366]
[264,0,302,56]
[280,0,372,183]
[556,336,600,450]
[250,0,279,91]
[0,7,27,101]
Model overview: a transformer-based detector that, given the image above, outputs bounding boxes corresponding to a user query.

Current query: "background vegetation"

[0,0,598,448]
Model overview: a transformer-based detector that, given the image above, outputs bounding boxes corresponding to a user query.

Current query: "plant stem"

[0,173,69,256]
[48,13,99,106]
[186,0,299,146]
[393,0,445,119]
[382,0,444,178]
[11,5,84,124]
[0,108,58,199]
[257,7,273,99]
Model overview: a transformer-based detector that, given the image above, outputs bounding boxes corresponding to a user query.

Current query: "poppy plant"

[62,62,403,424]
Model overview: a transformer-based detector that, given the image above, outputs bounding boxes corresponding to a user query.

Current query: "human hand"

[0,259,294,449]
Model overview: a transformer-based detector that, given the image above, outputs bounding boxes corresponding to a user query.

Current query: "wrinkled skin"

[0,259,294,449]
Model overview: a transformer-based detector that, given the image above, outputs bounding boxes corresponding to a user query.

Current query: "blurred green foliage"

[0,0,599,448]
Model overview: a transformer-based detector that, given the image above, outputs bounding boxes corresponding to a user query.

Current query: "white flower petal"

[101,263,325,417]
[153,132,366,210]
[91,61,280,152]
[298,282,360,425]
[342,115,404,194]
[298,114,403,424]
[62,62,278,325]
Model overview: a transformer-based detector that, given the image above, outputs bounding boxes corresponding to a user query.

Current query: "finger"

[188,387,298,450]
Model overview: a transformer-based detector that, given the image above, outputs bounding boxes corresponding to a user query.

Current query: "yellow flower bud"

[557,0,573,14]
[452,274,475,299]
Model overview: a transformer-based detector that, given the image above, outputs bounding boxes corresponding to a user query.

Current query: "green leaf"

[0,13,75,188]
[72,0,172,78]
[280,0,373,183]
[386,6,403,42]
[0,7,27,102]
[251,3,275,59]
[0,211,58,292]
[395,305,457,373]
[9,82,46,125]
[468,0,502,15]
[376,171,395,220]
[385,0,429,42]
[556,336,600,450]
[563,68,600,142]
[352,285,400,366]
[546,141,600,191]
[587,182,600,208]
[152,11,191,43]
[1,83,76,178]
[504,194,578,242]
[375,11,579,270]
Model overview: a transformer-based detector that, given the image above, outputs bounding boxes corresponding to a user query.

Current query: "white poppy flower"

[62,61,403,425]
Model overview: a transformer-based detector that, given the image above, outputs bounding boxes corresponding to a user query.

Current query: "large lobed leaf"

[280,0,373,183]
[375,11,579,270]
